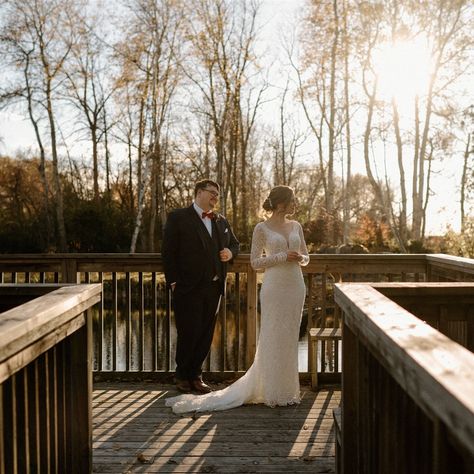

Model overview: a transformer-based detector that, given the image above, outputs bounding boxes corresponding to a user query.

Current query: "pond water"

[93,307,312,372]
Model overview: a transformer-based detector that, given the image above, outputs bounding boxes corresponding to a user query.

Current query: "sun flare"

[373,37,433,113]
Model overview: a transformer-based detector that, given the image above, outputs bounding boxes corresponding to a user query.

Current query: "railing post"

[0,385,3,474]
[61,258,79,284]
[426,257,433,282]
[342,317,359,474]
[66,309,92,473]
[307,274,314,376]
[246,265,257,368]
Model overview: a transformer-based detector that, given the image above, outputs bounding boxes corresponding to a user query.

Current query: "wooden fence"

[335,282,474,473]
[0,253,473,380]
[0,284,101,473]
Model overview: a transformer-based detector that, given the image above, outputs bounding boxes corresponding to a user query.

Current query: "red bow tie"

[202,211,216,220]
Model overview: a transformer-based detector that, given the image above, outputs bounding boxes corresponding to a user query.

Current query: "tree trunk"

[412,95,420,237]
[342,0,351,244]
[103,110,111,194]
[392,99,407,244]
[127,131,134,215]
[24,52,53,248]
[421,141,434,240]
[91,125,99,201]
[47,95,67,251]
[460,132,471,233]
[327,0,339,225]
[130,158,150,253]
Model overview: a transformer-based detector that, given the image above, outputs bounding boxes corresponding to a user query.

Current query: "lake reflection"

[94,306,311,372]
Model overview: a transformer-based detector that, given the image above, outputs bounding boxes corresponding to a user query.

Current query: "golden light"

[373,37,434,113]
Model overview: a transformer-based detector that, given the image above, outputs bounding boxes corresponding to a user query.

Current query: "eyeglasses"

[203,188,219,198]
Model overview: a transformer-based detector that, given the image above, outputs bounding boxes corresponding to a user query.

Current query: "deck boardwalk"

[92,382,339,473]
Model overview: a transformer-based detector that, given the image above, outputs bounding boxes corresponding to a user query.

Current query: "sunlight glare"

[373,37,433,112]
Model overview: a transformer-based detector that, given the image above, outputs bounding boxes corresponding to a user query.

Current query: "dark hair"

[194,179,220,197]
[262,185,294,212]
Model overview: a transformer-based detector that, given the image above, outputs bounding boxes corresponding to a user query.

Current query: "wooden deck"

[92,382,340,473]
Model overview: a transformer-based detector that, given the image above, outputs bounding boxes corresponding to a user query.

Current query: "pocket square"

[224,228,229,233]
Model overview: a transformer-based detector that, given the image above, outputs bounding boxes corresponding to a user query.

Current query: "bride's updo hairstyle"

[262,185,294,212]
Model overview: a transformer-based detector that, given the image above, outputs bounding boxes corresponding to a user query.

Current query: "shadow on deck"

[92,383,340,473]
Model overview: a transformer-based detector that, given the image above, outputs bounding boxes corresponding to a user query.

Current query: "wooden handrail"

[0,284,101,380]
[335,282,474,472]
[1,253,474,378]
[0,284,101,473]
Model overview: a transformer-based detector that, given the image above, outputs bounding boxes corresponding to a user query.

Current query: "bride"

[165,185,309,413]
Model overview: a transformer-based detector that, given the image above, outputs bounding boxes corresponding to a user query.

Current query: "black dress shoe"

[191,377,213,394]
[175,378,192,393]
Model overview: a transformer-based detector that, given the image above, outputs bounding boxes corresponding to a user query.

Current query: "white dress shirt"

[193,202,213,237]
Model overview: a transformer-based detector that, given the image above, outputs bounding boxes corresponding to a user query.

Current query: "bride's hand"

[286,251,302,262]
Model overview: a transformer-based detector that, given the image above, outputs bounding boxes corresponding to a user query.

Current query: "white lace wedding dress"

[165,220,309,414]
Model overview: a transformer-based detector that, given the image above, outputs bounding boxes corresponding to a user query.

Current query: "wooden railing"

[1,253,473,380]
[0,284,101,473]
[335,282,474,473]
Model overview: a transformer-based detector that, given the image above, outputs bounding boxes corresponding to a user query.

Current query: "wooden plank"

[220,279,227,371]
[151,272,158,371]
[426,254,474,276]
[234,273,241,371]
[0,283,71,297]
[0,314,86,386]
[61,258,78,284]
[112,272,118,371]
[0,385,4,474]
[27,361,40,472]
[92,384,338,474]
[335,283,474,458]
[371,281,474,296]
[68,311,93,473]
[307,274,314,376]
[38,354,51,473]
[3,376,17,473]
[55,341,67,472]
[92,457,336,473]
[7,253,473,282]
[16,369,29,473]
[309,328,342,340]
[342,322,359,473]
[0,285,101,377]
[467,306,474,352]
[138,272,144,371]
[125,272,131,372]
[97,272,104,371]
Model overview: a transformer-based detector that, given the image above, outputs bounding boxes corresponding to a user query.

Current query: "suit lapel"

[213,215,224,250]
[187,205,211,250]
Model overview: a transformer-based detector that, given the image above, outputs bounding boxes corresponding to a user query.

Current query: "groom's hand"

[219,248,233,262]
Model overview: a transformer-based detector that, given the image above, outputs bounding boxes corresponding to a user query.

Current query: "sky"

[257,0,466,235]
[0,0,469,235]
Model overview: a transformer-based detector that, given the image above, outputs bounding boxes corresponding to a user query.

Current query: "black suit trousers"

[172,279,222,380]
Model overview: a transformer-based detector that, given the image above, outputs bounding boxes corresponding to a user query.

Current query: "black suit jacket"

[162,205,240,294]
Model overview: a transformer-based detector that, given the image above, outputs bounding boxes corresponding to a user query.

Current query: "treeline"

[0,0,472,253]
[0,154,395,252]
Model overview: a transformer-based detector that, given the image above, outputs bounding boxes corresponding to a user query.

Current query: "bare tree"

[184,0,262,228]
[459,105,473,233]
[114,0,184,252]
[64,7,114,202]
[341,0,353,244]
[1,0,82,251]
[293,0,348,243]
[410,0,472,240]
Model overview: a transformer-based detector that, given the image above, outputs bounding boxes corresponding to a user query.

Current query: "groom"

[162,179,240,393]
